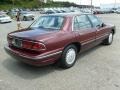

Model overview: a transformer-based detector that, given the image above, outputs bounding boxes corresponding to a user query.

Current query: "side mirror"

[96,23,105,28]
[101,23,105,27]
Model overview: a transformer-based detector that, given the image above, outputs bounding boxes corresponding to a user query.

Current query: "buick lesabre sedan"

[5,13,115,68]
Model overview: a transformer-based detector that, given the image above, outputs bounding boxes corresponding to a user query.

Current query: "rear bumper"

[4,45,62,66]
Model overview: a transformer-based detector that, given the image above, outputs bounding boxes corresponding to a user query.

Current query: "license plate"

[12,38,22,47]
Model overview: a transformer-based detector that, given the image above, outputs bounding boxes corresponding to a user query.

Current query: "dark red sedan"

[5,13,115,68]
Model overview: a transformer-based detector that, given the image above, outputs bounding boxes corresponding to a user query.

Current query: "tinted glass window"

[30,16,64,30]
[74,15,92,30]
[88,15,102,27]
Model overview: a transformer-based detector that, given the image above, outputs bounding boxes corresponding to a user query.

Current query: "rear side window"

[74,15,92,30]
[88,15,102,27]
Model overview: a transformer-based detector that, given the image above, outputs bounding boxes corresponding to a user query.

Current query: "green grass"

[0,4,13,10]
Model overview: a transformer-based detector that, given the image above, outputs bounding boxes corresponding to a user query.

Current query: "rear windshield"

[30,16,64,30]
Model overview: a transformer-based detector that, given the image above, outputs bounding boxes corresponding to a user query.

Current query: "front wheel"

[103,32,113,45]
[23,17,27,21]
[59,45,77,69]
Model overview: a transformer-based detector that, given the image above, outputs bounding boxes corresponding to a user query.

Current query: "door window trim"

[72,14,93,31]
[87,14,102,28]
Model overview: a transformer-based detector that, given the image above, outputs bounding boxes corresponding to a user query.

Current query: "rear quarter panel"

[40,16,78,53]
[41,31,77,53]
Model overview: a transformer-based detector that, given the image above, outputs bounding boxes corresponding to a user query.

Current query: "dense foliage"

[0,0,77,10]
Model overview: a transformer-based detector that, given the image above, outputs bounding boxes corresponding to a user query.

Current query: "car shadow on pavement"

[2,45,102,80]
[77,45,102,60]
[2,58,58,79]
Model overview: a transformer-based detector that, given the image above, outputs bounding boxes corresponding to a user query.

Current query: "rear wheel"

[103,32,113,45]
[59,45,77,69]
[32,18,34,20]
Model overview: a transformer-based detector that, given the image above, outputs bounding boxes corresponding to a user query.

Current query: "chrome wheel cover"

[66,48,76,65]
[109,33,113,44]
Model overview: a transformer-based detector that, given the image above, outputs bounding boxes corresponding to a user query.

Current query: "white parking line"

[0,80,3,82]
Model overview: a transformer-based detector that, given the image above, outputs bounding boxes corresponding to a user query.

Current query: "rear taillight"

[32,42,46,51]
[7,36,46,51]
[22,40,46,51]
[32,43,45,50]
[22,40,33,49]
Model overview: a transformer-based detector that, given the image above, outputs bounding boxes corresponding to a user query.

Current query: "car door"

[87,14,109,45]
[73,15,96,52]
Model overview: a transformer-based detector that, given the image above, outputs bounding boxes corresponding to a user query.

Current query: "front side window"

[30,16,64,30]
[88,15,102,27]
[74,15,92,30]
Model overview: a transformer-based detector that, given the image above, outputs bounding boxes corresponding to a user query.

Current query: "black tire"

[32,18,34,20]
[23,16,27,21]
[8,21,12,23]
[59,45,77,69]
[103,32,113,45]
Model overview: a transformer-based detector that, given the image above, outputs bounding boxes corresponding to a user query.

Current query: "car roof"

[41,12,92,17]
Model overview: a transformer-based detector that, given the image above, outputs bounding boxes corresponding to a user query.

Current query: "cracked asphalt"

[0,13,120,90]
